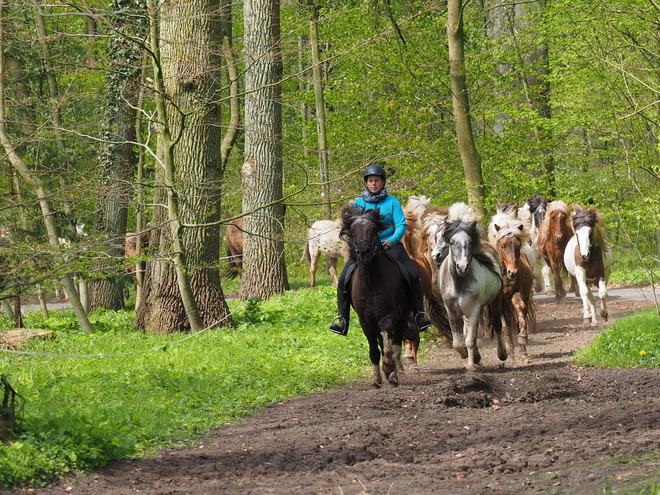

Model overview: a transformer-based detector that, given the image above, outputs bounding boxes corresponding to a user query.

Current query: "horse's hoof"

[601,313,608,321]
[371,383,381,389]
[466,364,478,372]
[403,356,416,366]
[590,321,598,328]
[583,318,592,325]
[517,336,528,346]
[474,351,482,365]
[498,350,508,362]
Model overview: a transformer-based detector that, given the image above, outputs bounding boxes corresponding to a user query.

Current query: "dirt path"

[7,293,660,495]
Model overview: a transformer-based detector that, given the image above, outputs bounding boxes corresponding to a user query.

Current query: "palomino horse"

[538,200,574,300]
[400,205,452,366]
[339,205,416,388]
[488,209,537,360]
[520,194,551,293]
[563,205,613,326]
[435,219,508,371]
[224,218,243,278]
[302,219,346,287]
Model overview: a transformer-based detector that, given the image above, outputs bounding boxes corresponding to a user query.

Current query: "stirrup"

[329,316,348,336]
[415,312,432,331]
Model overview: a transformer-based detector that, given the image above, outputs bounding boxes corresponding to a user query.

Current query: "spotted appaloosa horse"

[563,205,613,326]
[488,208,536,360]
[302,219,346,287]
[538,200,574,301]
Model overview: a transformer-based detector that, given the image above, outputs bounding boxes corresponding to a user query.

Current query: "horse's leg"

[490,296,507,363]
[328,257,339,287]
[310,250,320,288]
[598,277,609,322]
[533,260,543,293]
[366,333,382,389]
[552,260,566,300]
[379,327,398,387]
[569,275,579,297]
[447,305,468,359]
[541,261,553,295]
[511,292,529,347]
[575,267,596,325]
[403,337,419,368]
[465,308,483,371]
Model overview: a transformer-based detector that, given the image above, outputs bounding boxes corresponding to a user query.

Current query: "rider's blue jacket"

[353,194,407,245]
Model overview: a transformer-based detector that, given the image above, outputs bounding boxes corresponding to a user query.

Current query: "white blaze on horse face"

[576,226,592,259]
[450,230,472,276]
[431,226,447,264]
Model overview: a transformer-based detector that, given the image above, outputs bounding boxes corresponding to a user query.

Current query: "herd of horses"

[223,195,613,388]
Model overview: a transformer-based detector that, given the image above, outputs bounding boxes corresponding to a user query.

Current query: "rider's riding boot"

[329,289,350,336]
[411,280,432,331]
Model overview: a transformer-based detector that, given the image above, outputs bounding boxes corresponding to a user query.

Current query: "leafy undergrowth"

[0,286,366,487]
[574,309,660,368]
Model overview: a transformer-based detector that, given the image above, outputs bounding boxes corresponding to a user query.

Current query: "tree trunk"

[90,4,144,311]
[135,0,233,333]
[447,0,485,220]
[241,0,289,299]
[219,0,241,173]
[309,5,331,218]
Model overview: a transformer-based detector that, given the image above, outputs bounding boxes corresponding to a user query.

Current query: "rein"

[351,237,383,257]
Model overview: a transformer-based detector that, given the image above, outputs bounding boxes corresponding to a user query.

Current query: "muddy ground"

[8,292,660,495]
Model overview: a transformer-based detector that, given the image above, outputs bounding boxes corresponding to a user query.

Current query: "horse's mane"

[402,205,426,257]
[538,200,571,239]
[406,195,432,218]
[572,205,608,248]
[339,204,387,252]
[487,205,529,245]
[443,220,501,275]
[448,202,478,223]
[527,194,549,229]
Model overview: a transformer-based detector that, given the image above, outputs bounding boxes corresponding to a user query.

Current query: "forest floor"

[6,287,660,495]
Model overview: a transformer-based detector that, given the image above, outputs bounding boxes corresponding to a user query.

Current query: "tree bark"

[447,0,486,220]
[135,0,232,333]
[241,0,289,299]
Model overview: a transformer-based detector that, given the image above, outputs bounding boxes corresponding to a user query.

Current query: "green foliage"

[0,287,366,487]
[574,310,660,368]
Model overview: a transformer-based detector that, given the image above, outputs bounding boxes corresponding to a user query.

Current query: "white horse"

[302,219,346,287]
[435,219,507,371]
[563,205,613,326]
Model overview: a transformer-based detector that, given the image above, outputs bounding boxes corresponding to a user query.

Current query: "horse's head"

[572,205,602,261]
[431,220,448,265]
[443,220,479,276]
[495,226,523,279]
[544,201,572,242]
[340,205,385,264]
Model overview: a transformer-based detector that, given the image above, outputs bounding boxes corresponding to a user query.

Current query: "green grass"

[574,309,660,368]
[0,286,366,487]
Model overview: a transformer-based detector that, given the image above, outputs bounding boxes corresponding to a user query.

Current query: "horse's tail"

[499,296,518,339]
[302,240,311,265]
[426,286,452,343]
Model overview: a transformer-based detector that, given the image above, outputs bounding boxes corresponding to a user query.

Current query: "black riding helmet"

[363,164,387,184]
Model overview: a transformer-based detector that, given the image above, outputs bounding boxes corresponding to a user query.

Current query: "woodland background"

[1,0,659,333]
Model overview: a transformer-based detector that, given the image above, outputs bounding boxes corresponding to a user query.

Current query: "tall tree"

[135,0,232,333]
[240,0,289,299]
[90,0,145,311]
[446,0,485,219]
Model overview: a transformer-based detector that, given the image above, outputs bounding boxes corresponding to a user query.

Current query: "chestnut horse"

[538,201,574,300]
[563,205,613,326]
[339,205,414,388]
[224,218,243,278]
[488,210,536,360]
[401,205,451,366]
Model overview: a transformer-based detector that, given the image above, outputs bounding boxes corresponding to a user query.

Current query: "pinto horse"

[339,205,414,388]
[538,200,574,300]
[436,219,508,371]
[488,209,536,360]
[302,219,345,287]
[521,194,552,293]
[563,205,613,326]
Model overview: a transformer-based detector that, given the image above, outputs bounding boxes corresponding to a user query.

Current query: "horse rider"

[329,163,432,336]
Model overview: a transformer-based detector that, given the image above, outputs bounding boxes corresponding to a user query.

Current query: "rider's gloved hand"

[382,239,393,250]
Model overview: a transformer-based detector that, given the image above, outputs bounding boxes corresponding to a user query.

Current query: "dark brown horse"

[225,218,243,278]
[339,204,414,388]
[488,211,536,360]
[538,201,574,301]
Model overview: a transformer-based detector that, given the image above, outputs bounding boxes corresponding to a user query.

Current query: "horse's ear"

[494,224,501,232]
[470,220,477,229]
